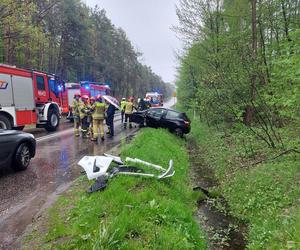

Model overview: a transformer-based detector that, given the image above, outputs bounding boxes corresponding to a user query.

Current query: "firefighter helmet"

[90,96,96,103]
[81,95,89,103]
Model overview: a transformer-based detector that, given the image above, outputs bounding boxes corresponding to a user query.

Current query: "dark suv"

[130,108,191,137]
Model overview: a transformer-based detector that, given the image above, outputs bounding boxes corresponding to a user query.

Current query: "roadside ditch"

[188,140,248,249]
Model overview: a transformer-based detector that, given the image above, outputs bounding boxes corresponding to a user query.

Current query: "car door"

[0,130,15,166]
[145,108,166,128]
[130,111,146,125]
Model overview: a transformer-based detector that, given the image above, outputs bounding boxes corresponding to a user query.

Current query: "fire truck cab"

[0,64,63,131]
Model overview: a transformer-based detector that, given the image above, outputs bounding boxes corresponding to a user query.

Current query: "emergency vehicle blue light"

[85,85,90,90]
[58,85,62,91]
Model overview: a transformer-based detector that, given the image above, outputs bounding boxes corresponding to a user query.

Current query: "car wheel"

[0,114,12,130]
[174,128,183,138]
[45,109,60,132]
[13,143,31,171]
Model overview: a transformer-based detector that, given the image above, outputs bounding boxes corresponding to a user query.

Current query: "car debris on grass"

[78,153,175,193]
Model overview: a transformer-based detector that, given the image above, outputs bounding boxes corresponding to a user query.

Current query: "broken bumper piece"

[78,156,113,180]
[78,154,175,180]
[103,154,175,179]
[78,155,175,193]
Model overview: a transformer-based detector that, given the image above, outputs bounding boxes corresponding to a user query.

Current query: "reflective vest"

[92,102,106,120]
[79,102,89,119]
[120,101,126,111]
[72,99,80,116]
[87,103,94,119]
[125,101,134,115]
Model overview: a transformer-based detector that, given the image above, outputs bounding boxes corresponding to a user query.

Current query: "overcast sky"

[84,0,181,83]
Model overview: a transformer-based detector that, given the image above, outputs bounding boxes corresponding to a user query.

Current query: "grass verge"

[23,128,208,249]
[188,117,300,249]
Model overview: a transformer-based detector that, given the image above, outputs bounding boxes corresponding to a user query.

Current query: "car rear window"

[147,109,166,118]
[181,113,189,120]
[165,111,182,119]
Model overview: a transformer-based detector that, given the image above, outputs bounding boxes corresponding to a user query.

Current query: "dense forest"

[175,0,300,248]
[175,0,299,148]
[0,0,173,97]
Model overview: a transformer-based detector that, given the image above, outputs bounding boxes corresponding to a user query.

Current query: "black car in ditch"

[0,129,36,171]
[130,108,191,137]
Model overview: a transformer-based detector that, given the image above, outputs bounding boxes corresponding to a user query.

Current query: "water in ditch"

[188,141,247,250]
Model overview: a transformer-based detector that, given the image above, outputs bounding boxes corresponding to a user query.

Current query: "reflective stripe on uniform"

[125,102,134,114]
[92,102,106,120]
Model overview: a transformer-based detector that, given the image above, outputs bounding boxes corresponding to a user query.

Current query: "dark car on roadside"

[0,129,36,171]
[130,108,191,137]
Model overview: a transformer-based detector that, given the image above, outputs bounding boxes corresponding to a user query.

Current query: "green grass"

[188,117,300,249]
[24,128,208,250]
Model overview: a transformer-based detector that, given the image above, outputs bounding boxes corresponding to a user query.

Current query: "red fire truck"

[0,64,65,131]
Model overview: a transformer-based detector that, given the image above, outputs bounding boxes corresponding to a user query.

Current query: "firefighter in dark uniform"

[106,101,116,138]
[72,93,81,136]
[138,97,148,111]
[79,95,90,138]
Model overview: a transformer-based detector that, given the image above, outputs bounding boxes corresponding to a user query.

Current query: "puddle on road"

[188,141,247,250]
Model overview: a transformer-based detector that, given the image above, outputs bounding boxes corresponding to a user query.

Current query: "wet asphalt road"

[0,99,175,249]
[0,114,138,249]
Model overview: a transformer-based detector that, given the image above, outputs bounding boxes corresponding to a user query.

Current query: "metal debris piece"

[122,158,175,179]
[125,157,166,171]
[103,153,123,165]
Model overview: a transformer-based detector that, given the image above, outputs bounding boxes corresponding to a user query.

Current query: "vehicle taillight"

[184,120,190,126]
